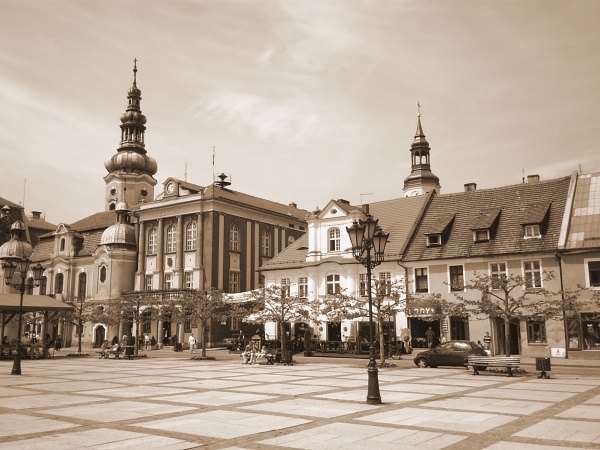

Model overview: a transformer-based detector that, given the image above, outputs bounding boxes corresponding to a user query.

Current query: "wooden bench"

[98,350,122,359]
[466,356,520,377]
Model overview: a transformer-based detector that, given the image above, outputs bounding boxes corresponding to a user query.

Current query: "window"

[185,272,194,289]
[523,260,542,288]
[298,277,308,298]
[26,278,33,295]
[359,273,369,297]
[74,320,84,336]
[588,261,600,287]
[229,271,240,293]
[326,274,341,295]
[148,228,157,254]
[262,230,271,257]
[99,266,107,283]
[415,268,428,293]
[426,234,441,247]
[379,272,391,296]
[60,238,65,251]
[281,278,291,296]
[166,225,176,253]
[141,311,152,333]
[474,229,490,242]
[164,273,173,290]
[184,313,192,333]
[145,274,153,291]
[490,263,507,289]
[186,222,197,251]
[231,317,241,331]
[524,224,541,238]
[328,228,340,252]
[39,276,47,296]
[449,265,464,291]
[78,272,87,299]
[527,317,546,343]
[230,224,240,251]
[55,273,64,294]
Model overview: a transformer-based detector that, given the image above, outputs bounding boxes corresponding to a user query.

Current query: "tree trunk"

[200,320,207,357]
[378,318,386,364]
[504,318,511,357]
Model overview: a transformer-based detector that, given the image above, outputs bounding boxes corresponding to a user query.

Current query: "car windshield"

[453,342,469,351]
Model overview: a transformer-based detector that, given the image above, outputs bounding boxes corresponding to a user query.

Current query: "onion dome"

[104,59,157,177]
[0,220,33,260]
[100,201,136,246]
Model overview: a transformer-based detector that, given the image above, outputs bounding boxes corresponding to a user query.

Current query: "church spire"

[402,103,441,197]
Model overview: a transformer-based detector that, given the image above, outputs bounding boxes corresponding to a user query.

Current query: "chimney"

[337,199,350,205]
[527,174,540,183]
[31,211,42,219]
[464,183,477,192]
[288,202,297,209]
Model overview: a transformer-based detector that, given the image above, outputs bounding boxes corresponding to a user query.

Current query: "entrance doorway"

[450,316,469,341]
[94,325,106,348]
[408,318,440,348]
[495,318,520,355]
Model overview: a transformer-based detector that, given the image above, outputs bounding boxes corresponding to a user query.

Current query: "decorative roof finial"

[417,101,421,117]
[133,58,137,86]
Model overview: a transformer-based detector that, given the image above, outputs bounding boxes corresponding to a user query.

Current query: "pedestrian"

[188,333,196,353]
[125,335,135,360]
[144,333,150,350]
[425,327,435,348]
[54,335,62,351]
[483,331,492,350]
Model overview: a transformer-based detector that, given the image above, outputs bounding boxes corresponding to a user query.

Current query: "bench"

[98,350,122,359]
[466,356,520,376]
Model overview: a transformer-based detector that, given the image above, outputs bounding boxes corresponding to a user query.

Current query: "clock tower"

[104,60,157,211]
[402,106,441,197]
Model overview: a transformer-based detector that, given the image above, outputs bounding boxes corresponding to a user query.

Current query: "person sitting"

[253,345,268,364]
[242,344,254,364]
[99,341,109,358]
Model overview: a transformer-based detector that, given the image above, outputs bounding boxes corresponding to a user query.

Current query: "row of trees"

[58,270,599,360]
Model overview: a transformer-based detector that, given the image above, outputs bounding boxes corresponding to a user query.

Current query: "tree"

[320,278,405,365]
[175,289,231,358]
[242,285,311,358]
[453,271,561,356]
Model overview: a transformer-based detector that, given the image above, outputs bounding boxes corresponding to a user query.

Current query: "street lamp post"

[0,219,44,375]
[346,215,389,405]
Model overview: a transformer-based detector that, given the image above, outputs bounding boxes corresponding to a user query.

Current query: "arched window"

[26,277,34,295]
[328,228,340,252]
[39,276,47,296]
[261,230,271,257]
[78,272,87,299]
[55,273,64,294]
[99,266,107,283]
[147,228,157,255]
[230,223,240,252]
[166,225,177,253]
[186,222,197,251]
[60,238,66,251]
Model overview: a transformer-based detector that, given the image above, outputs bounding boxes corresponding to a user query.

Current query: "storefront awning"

[0,294,74,313]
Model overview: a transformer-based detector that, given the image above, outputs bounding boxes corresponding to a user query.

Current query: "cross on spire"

[133,58,137,86]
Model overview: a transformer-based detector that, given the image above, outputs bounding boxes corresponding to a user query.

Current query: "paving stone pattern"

[0,358,598,449]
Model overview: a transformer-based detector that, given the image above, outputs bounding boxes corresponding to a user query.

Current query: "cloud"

[199,91,321,146]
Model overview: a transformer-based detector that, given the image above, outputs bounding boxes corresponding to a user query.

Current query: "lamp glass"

[31,264,44,283]
[2,262,17,281]
[362,217,378,241]
[346,221,364,250]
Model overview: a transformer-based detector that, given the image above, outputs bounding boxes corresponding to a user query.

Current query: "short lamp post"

[346,216,389,405]
[0,220,44,375]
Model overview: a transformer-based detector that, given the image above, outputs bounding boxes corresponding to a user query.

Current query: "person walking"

[425,327,436,348]
[188,334,196,353]
[483,331,492,352]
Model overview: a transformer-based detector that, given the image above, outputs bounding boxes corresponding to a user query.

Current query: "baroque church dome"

[100,201,136,246]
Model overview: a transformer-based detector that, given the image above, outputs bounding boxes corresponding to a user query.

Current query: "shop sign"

[405,302,441,317]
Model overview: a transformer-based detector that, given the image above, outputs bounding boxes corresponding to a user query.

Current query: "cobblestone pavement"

[0,352,599,449]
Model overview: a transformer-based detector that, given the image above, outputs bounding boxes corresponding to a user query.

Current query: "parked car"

[223,336,245,351]
[413,340,487,368]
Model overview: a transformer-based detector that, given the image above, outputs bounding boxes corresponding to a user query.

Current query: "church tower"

[402,106,441,197]
[104,60,158,211]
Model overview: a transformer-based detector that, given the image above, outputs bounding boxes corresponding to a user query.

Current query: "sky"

[1,0,599,225]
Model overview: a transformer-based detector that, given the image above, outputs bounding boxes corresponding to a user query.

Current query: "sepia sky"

[1,0,599,224]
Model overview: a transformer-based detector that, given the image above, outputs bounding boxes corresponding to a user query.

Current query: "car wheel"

[415,358,429,368]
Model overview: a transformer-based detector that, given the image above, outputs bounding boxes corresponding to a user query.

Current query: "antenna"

[212,146,215,178]
[522,168,525,184]
[184,160,187,182]
[22,178,26,208]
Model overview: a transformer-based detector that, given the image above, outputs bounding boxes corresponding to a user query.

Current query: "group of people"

[242,343,272,364]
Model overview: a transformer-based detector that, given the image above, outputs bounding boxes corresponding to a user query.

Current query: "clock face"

[166,182,176,194]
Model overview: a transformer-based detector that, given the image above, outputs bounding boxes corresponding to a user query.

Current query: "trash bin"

[535,357,551,378]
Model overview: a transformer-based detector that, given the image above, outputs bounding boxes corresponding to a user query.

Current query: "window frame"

[281,278,291,296]
[523,224,541,239]
[78,272,87,299]
[164,273,173,290]
[328,228,341,252]
[585,259,600,289]
[261,230,271,257]
[145,274,153,291]
[166,225,177,253]
[185,222,197,251]
[473,229,490,242]
[379,272,391,296]
[523,260,542,289]
[230,223,240,252]
[415,268,428,293]
[448,265,464,292]
[185,271,194,289]
[489,262,507,290]
[426,234,441,247]
[147,228,157,255]
[229,270,240,293]
[527,316,547,344]
[298,277,308,298]
[55,272,64,294]
[326,274,341,295]
[359,273,368,297]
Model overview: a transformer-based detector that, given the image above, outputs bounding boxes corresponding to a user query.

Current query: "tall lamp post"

[347,215,389,405]
[0,219,44,375]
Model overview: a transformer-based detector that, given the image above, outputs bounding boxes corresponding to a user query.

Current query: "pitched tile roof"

[564,172,600,249]
[403,176,571,261]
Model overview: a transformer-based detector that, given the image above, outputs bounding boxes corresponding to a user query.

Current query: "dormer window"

[426,234,441,247]
[524,224,541,239]
[473,229,490,242]
[329,228,341,252]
